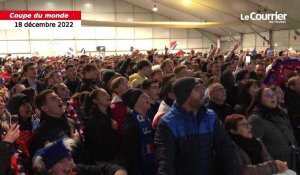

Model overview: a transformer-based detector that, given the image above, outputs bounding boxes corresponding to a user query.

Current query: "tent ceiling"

[122,0,300,36]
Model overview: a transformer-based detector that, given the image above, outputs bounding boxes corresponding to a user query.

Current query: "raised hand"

[3,124,19,143]
[114,169,127,175]
[275,160,288,173]
[70,128,80,143]
[232,43,239,51]
[111,119,118,130]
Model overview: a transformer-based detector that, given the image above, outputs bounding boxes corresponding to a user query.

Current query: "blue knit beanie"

[33,138,74,169]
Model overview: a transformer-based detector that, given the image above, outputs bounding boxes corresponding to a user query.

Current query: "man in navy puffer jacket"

[155,77,241,175]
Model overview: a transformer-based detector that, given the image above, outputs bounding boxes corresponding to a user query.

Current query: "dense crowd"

[0,44,300,175]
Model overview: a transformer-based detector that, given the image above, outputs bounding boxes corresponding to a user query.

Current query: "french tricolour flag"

[170,41,178,50]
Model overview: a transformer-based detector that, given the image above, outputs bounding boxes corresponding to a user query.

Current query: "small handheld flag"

[175,49,185,57]
[80,48,86,54]
[170,41,178,50]
[251,48,257,55]
[130,46,134,52]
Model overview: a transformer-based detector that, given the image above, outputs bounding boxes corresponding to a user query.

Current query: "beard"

[190,99,202,111]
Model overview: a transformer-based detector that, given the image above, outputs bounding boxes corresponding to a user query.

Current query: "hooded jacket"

[155,102,240,175]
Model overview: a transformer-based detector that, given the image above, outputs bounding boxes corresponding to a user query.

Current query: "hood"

[111,96,123,104]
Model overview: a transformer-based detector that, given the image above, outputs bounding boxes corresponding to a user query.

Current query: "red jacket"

[1,72,11,83]
[15,130,33,159]
[110,96,128,136]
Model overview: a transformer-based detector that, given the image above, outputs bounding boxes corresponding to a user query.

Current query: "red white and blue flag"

[170,40,178,50]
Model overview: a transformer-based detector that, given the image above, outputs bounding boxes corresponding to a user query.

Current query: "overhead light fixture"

[152,4,158,12]
[85,3,91,7]
[184,0,190,5]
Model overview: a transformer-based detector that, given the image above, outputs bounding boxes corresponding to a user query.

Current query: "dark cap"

[172,77,200,104]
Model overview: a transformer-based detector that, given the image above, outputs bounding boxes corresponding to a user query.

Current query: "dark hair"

[142,79,158,91]
[83,88,106,115]
[173,65,187,75]
[161,59,173,70]
[12,72,20,78]
[220,70,235,88]
[236,69,249,83]
[65,64,76,70]
[36,58,44,65]
[213,54,224,62]
[246,87,264,116]
[82,64,98,74]
[23,62,35,73]
[137,60,151,70]
[221,62,231,72]
[193,71,206,79]
[224,114,245,130]
[160,74,176,104]
[21,88,36,104]
[161,73,175,91]
[35,89,55,111]
[79,91,89,105]
[237,79,259,105]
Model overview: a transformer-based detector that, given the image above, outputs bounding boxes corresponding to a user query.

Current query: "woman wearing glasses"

[247,87,297,172]
[225,114,289,174]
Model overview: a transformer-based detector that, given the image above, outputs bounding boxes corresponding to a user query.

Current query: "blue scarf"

[131,110,155,175]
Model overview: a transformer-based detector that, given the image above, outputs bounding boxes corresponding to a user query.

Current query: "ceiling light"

[152,4,158,12]
[184,0,190,5]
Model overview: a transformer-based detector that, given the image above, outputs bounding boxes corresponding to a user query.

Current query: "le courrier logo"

[240,11,287,23]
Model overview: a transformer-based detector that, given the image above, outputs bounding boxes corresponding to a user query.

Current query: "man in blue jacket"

[155,77,241,175]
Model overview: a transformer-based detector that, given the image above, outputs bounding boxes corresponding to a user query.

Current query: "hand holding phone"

[3,124,19,143]
[245,56,251,64]
[10,115,18,126]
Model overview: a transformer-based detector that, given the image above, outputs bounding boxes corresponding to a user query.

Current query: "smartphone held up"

[10,114,18,126]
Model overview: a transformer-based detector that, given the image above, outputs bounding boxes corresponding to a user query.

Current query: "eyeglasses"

[263,93,276,99]
[238,122,251,128]
[217,88,226,93]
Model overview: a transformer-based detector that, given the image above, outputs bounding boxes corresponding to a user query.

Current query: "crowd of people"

[0,44,299,175]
